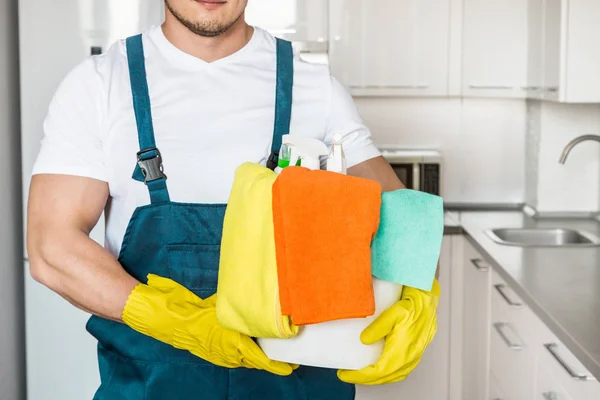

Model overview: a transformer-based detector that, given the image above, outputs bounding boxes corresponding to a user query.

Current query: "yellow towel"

[216,162,298,339]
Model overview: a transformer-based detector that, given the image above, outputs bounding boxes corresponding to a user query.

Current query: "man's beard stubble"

[165,0,244,37]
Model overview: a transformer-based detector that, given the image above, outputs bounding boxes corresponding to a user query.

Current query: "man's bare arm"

[27,174,139,322]
[347,156,405,192]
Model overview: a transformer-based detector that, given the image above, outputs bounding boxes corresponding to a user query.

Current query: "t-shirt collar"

[148,24,262,70]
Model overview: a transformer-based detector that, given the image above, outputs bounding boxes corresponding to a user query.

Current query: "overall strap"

[267,38,294,170]
[126,34,170,204]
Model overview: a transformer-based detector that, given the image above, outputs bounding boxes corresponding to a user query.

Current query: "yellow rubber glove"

[337,279,440,385]
[122,274,293,376]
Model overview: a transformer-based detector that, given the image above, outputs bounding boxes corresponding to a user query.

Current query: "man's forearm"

[348,156,405,192]
[28,228,138,322]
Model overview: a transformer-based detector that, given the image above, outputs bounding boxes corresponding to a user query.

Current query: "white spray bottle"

[326,133,347,174]
[278,135,329,171]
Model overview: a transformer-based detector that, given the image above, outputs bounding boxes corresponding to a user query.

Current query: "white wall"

[354,97,527,204]
[526,101,600,212]
[19,3,164,400]
[0,0,25,399]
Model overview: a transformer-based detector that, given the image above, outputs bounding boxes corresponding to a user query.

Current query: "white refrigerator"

[19,1,163,399]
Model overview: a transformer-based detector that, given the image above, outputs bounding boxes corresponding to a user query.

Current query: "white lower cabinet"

[489,372,510,400]
[355,235,453,399]
[461,239,492,400]
[489,268,600,400]
[536,362,573,400]
[459,237,600,400]
[534,331,600,400]
[490,270,536,400]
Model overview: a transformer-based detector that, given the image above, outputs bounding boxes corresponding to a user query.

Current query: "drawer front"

[536,362,573,400]
[537,340,600,400]
[490,372,510,400]
[490,320,536,400]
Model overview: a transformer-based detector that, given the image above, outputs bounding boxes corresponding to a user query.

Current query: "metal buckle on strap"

[137,147,167,183]
[267,152,279,170]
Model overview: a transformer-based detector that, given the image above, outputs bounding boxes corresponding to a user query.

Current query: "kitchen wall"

[526,101,600,213]
[354,97,527,204]
[0,0,25,399]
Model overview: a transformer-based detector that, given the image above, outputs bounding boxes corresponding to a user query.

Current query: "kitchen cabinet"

[489,372,510,400]
[541,0,562,101]
[536,363,573,400]
[329,0,451,97]
[356,235,453,400]
[489,270,536,400]
[462,0,528,98]
[461,239,491,400]
[489,268,600,400]
[526,0,544,99]
[528,0,600,103]
[457,233,600,400]
[246,0,328,54]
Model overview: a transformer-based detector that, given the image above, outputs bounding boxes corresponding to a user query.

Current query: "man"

[27,1,440,399]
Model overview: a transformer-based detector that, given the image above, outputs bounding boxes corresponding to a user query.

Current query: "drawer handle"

[544,343,594,381]
[349,84,429,89]
[470,258,489,272]
[493,322,523,350]
[522,86,541,90]
[542,392,558,400]
[469,85,514,90]
[494,284,523,308]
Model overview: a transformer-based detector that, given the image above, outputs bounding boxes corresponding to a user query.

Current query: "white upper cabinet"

[246,0,329,58]
[462,0,528,98]
[527,0,545,99]
[527,0,600,103]
[329,0,451,96]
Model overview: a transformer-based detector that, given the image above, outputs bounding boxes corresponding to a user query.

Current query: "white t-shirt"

[33,26,381,257]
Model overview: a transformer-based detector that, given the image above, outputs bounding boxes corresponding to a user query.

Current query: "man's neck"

[161,14,253,63]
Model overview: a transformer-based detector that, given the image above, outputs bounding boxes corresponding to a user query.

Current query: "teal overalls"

[85,34,356,399]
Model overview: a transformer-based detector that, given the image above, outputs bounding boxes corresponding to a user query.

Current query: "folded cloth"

[272,167,382,325]
[371,189,444,291]
[216,162,297,339]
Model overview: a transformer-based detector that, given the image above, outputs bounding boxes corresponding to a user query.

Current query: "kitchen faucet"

[559,135,600,164]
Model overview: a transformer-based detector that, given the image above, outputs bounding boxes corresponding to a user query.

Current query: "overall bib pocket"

[166,244,220,297]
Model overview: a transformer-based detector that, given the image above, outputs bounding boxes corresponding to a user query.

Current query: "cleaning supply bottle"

[326,133,347,174]
[277,135,328,171]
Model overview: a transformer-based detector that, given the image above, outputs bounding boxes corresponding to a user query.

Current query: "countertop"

[452,210,600,380]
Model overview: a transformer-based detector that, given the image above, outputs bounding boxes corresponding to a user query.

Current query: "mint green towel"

[371,189,444,291]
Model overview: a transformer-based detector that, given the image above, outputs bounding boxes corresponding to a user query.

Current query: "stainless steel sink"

[485,228,600,247]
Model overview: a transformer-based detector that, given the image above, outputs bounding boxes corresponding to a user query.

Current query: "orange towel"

[272,167,382,325]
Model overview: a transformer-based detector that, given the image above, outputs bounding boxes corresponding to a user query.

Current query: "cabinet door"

[329,0,450,96]
[461,240,491,400]
[462,0,528,98]
[542,0,563,101]
[355,236,452,400]
[328,0,363,87]
[561,0,600,102]
[526,0,544,99]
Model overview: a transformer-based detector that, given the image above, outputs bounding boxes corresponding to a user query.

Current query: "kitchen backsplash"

[354,97,526,204]
[526,101,600,213]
